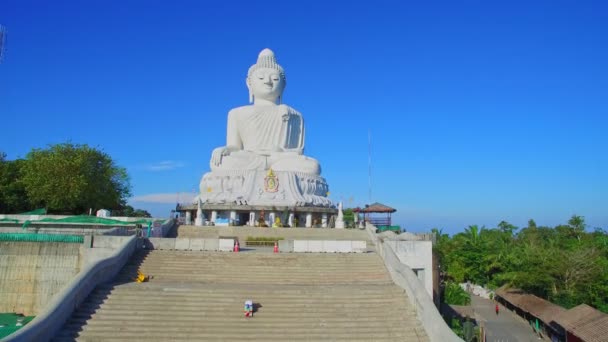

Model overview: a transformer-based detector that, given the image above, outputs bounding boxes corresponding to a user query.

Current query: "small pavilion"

[354,202,396,227]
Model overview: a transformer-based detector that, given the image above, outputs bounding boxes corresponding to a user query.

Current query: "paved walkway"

[471,295,541,342]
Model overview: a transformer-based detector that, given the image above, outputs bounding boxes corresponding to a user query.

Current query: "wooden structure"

[354,202,396,227]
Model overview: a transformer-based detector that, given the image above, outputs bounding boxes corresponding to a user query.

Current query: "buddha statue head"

[246,48,286,105]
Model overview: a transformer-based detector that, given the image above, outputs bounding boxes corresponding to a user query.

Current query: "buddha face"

[247,67,285,103]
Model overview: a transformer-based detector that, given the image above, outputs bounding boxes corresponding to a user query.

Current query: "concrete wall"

[285,240,366,253]
[365,223,462,342]
[0,242,81,316]
[143,237,234,252]
[384,240,433,297]
[4,236,137,342]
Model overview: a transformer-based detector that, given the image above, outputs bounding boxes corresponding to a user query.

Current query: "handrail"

[366,223,462,342]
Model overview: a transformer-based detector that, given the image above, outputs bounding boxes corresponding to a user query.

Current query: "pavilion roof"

[354,202,396,213]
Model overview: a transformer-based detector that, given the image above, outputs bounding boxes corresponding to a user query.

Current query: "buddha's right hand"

[211,147,230,166]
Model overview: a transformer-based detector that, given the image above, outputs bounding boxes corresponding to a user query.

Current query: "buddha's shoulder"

[228,106,252,116]
[279,104,301,115]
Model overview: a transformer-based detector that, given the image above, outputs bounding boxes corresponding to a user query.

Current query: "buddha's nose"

[264,76,273,85]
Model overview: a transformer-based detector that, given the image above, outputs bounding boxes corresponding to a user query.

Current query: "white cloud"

[130,192,196,204]
[146,160,186,171]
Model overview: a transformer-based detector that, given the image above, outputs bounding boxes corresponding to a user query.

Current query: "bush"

[444,281,471,305]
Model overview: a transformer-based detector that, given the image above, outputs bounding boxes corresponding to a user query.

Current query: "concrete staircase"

[53,250,429,341]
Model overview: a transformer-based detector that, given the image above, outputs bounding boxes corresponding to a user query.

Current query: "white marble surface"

[197,49,332,207]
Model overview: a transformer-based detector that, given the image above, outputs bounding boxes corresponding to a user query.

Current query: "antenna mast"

[368,129,372,204]
[0,25,6,63]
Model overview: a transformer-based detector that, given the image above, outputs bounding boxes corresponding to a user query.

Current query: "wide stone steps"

[52,250,429,341]
[113,250,391,285]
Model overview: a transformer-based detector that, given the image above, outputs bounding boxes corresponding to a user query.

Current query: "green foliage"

[436,216,608,313]
[444,281,471,305]
[343,208,354,223]
[113,204,151,217]
[0,156,30,213]
[20,143,131,214]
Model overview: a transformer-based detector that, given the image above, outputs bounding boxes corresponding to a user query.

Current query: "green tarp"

[36,216,155,225]
[17,208,46,215]
[0,313,35,339]
[0,233,84,243]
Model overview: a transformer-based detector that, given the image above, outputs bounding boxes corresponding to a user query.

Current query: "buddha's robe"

[210,104,320,175]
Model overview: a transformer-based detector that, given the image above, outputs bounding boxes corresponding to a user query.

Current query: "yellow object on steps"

[135,271,149,283]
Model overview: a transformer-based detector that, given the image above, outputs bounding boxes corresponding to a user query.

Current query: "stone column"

[185,211,192,225]
[230,210,237,226]
[249,211,256,226]
[211,210,218,224]
[305,213,312,228]
[321,213,328,228]
[288,213,294,227]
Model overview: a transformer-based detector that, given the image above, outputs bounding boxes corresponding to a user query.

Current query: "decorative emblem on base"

[264,168,279,193]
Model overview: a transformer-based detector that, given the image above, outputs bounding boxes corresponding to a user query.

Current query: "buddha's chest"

[238,108,302,148]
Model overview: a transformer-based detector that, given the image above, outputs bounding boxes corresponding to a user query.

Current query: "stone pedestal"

[197,169,331,207]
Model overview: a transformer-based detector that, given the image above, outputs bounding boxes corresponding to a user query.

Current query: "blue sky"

[1,1,606,233]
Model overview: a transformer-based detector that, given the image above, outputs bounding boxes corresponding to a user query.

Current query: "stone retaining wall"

[0,242,81,316]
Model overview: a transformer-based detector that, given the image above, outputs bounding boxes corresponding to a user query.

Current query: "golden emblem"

[264,168,279,193]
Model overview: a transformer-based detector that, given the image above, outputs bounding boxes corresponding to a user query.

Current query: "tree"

[113,204,152,218]
[0,153,30,213]
[435,217,608,313]
[21,143,131,214]
[497,220,517,236]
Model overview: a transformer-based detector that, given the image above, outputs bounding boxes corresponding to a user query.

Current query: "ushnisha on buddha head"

[246,48,286,105]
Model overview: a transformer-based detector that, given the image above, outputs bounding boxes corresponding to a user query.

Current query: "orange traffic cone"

[234,241,240,252]
[273,241,279,253]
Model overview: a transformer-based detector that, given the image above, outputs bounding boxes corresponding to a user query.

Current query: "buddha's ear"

[245,78,253,103]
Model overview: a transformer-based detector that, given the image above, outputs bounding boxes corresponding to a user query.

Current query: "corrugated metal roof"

[554,304,608,342]
[495,286,566,325]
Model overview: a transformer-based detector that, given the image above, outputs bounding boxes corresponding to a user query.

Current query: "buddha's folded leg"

[271,155,321,175]
[210,151,267,171]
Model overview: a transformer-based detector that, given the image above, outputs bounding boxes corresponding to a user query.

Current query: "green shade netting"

[0,218,19,223]
[376,225,401,232]
[0,313,35,339]
[17,208,46,215]
[36,216,155,225]
[0,233,83,243]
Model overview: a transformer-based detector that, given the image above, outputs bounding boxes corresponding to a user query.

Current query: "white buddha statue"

[197,48,331,207]
[210,48,320,175]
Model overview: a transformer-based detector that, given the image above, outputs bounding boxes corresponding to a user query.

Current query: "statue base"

[196,169,332,207]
